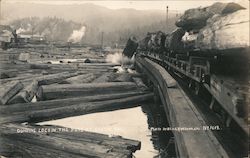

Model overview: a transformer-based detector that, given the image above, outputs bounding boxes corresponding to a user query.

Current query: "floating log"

[92,72,116,83]
[0,93,153,123]
[196,9,249,50]
[18,52,30,62]
[36,72,79,85]
[0,91,146,114]
[0,74,42,84]
[30,63,50,69]
[62,73,96,84]
[29,93,154,122]
[78,63,120,67]
[0,69,17,79]
[7,80,38,104]
[0,52,19,61]
[0,123,141,157]
[0,81,24,105]
[87,58,106,63]
[0,137,85,158]
[37,82,138,100]
[43,68,78,74]
[132,77,148,91]
[114,73,132,82]
[30,61,76,69]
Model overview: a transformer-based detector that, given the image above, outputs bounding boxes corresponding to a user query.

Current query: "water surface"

[40,105,174,158]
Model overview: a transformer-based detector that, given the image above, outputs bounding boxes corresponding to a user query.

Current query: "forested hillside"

[8,4,178,45]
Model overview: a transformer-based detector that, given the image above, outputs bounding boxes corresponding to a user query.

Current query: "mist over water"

[39,106,161,158]
[105,52,134,65]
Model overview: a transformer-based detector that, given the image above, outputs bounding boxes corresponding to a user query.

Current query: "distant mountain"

[4,3,178,45]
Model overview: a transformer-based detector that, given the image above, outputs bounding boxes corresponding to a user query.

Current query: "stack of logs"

[177,2,249,50]
[0,48,152,158]
[135,2,249,54]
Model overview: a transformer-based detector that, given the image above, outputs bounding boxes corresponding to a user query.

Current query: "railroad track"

[135,55,248,158]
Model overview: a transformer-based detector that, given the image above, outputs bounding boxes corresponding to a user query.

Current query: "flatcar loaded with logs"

[123,2,249,135]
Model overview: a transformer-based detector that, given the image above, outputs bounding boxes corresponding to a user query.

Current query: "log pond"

[39,103,175,158]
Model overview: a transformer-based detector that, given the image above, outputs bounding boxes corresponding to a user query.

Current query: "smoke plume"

[16,28,26,34]
[68,26,86,43]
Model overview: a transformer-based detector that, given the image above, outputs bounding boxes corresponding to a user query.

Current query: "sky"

[3,0,247,11]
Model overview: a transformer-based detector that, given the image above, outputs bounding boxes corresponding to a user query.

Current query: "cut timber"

[37,82,138,100]
[165,28,185,53]
[196,10,249,50]
[0,81,23,105]
[0,91,146,114]
[138,33,152,51]
[0,123,140,157]
[145,31,166,53]
[7,80,38,104]
[0,93,153,123]
[36,72,79,85]
[123,36,138,58]
[175,2,245,30]
[62,73,96,84]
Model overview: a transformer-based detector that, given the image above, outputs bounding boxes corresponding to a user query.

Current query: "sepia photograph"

[0,0,249,157]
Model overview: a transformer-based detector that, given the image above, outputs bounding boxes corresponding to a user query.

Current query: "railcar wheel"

[153,85,161,104]
[209,97,215,110]
[194,82,201,95]
[188,79,194,89]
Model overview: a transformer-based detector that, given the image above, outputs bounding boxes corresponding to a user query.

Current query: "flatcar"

[123,2,249,135]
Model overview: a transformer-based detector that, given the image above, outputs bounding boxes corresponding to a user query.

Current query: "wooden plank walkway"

[136,56,229,158]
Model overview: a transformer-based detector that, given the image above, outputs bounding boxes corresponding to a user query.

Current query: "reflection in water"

[141,104,176,158]
[39,103,175,158]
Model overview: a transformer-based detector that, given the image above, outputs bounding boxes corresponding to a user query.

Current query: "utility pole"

[0,0,2,25]
[101,31,104,49]
[166,5,169,32]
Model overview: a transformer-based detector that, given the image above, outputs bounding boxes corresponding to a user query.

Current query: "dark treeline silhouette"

[10,15,178,46]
